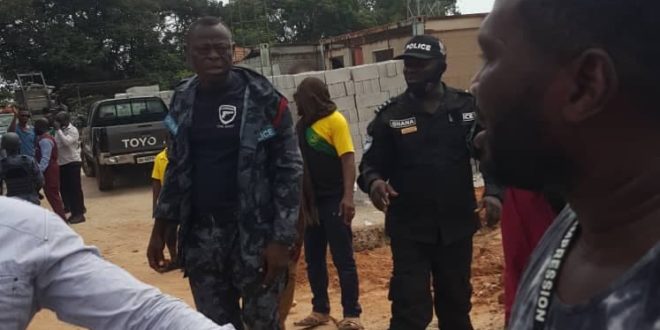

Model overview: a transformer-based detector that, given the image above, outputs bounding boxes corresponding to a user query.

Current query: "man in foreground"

[473,0,660,328]
[0,196,234,329]
[0,132,43,204]
[148,17,302,329]
[54,111,87,224]
[358,35,502,330]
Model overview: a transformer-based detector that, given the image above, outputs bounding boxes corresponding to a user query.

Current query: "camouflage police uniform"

[0,153,44,205]
[154,67,303,330]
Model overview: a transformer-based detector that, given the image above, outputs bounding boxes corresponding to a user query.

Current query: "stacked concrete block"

[351,64,379,82]
[288,101,298,119]
[345,81,356,96]
[273,75,296,90]
[380,75,406,96]
[279,88,296,102]
[337,108,358,124]
[350,125,364,151]
[325,68,351,85]
[351,64,382,100]
[293,71,326,86]
[355,79,382,95]
[395,60,405,75]
[334,96,359,133]
[356,92,388,123]
[325,68,352,99]
[271,75,297,102]
[376,61,398,79]
[328,83,347,98]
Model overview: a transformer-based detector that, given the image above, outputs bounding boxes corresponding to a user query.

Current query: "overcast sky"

[457,0,495,14]
[218,1,495,14]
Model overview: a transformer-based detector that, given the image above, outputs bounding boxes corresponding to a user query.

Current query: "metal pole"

[319,40,326,70]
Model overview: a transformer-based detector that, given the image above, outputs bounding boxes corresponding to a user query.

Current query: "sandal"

[293,312,330,328]
[337,317,364,330]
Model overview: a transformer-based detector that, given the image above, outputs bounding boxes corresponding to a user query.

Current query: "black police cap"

[395,35,447,61]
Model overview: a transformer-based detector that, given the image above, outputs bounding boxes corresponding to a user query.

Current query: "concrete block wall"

[269,60,408,163]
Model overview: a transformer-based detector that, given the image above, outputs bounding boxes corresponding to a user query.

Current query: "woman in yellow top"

[293,77,363,330]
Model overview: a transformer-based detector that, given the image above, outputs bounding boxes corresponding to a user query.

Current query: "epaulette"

[374,96,398,116]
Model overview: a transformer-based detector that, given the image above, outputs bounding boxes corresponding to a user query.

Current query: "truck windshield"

[93,98,166,127]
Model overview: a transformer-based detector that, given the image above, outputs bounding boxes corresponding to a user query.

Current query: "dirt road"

[28,169,504,329]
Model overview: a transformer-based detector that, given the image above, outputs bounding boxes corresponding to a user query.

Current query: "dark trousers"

[184,213,285,330]
[304,196,362,317]
[389,235,474,330]
[59,162,86,216]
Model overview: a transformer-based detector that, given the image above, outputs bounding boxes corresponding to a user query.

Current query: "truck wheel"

[95,162,114,191]
[82,154,96,177]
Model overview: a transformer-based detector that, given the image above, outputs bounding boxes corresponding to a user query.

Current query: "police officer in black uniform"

[0,132,44,205]
[358,35,503,330]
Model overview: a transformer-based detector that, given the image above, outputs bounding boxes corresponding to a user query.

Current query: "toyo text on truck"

[81,96,168,191]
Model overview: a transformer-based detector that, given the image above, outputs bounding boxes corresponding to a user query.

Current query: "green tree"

[0,0,223,88]
[0,0,458,94]
[224,0,457,44]
[0,86,12,104]
[373,0,458,24]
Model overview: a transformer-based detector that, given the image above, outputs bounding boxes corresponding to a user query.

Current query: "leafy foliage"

[0,0,457,92]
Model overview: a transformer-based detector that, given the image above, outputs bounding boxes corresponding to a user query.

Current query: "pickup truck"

[81,96,168,191]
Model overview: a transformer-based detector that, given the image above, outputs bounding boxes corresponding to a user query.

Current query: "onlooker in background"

[9,106,36,157]
[34,118,66,220]
[292,78,362,330]
[0,196,235,330]
[499,188,563,324]
[54,111,87,224]
[150,144,178,272]
[0,132,43,204]
[358,35,503,330]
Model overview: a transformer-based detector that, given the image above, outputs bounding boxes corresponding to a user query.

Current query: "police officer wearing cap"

[0,132,44,205]
[358,35,503,330]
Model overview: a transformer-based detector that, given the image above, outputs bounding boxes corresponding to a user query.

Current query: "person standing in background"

[150,145,179,272]
[9,106,36,157]
[358,35,503,330]
[293,77,363,330]
[499,188,563,323]
[0,132,43,205]
[34,118,66,220]
[54,111,86,224]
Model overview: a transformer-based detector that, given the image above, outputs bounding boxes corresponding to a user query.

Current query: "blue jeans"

[304,195,362,317]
